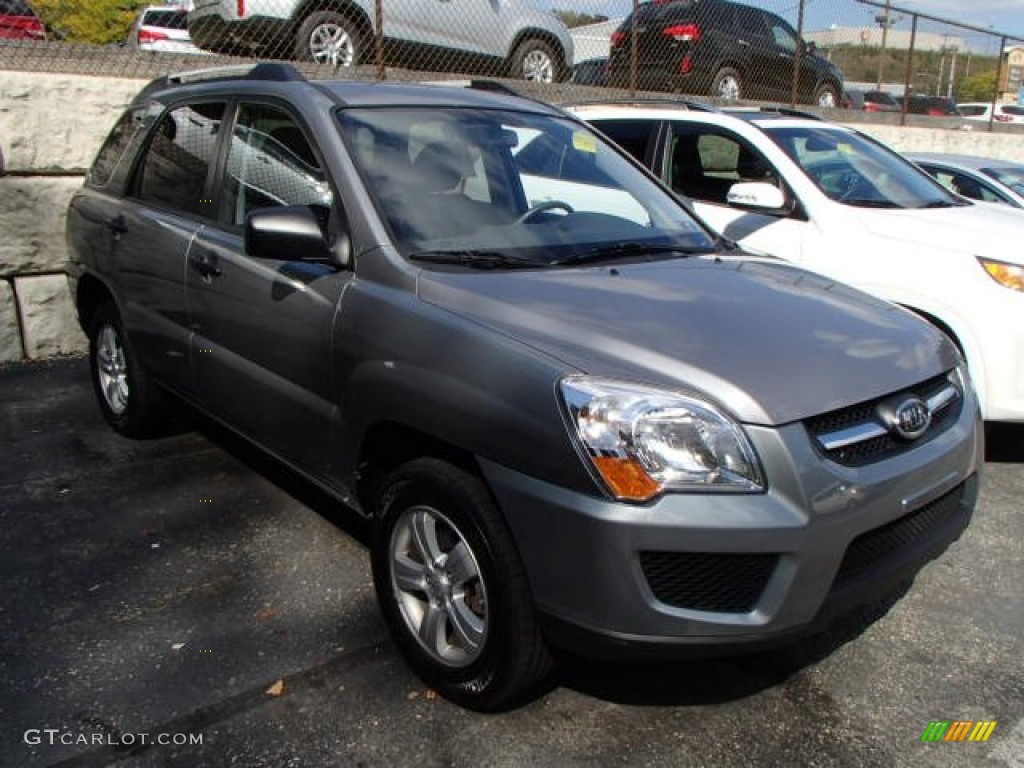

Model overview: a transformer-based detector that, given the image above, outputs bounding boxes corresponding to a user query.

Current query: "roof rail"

[726,105,824,121]
[467,79,521,96]
[560,97,720,113]
[167,62,306,85]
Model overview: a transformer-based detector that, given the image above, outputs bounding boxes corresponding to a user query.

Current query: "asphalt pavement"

[1,358,1021,768]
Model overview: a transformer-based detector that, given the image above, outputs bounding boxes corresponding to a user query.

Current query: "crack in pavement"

[45,641,390,768]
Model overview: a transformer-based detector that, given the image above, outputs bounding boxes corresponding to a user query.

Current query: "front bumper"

[481,395,981,658]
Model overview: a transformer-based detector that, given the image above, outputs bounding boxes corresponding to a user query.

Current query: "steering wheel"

[515,200,575,224]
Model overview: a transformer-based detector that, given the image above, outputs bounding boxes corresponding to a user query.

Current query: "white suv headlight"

[978,257,1024,292]
[560,377,764,501]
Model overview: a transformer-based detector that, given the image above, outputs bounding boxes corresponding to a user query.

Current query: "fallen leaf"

[407,691,419,701]
[425,689,437,701]
[255,606,280,622]
[265,679,285,697]
[171,643,185,651]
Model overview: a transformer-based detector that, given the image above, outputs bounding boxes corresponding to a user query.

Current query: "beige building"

[1000,46,1024,104]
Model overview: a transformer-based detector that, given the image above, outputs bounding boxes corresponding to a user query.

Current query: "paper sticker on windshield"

[838,143,855,155]
[572,131,597,154]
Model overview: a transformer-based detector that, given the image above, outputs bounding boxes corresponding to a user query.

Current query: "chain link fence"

[1,0,1023,123]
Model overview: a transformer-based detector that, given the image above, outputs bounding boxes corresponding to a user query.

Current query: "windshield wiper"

[551,242,708,267]
[841,199,901,208]
[917,199,960,209]
[409,250,547,270]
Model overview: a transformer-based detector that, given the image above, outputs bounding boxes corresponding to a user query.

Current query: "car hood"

[417,255,954,425]
[854,201,1024,266]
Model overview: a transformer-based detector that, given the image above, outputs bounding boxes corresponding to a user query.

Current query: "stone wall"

[3,70,1024,362]
[0,72,142,362]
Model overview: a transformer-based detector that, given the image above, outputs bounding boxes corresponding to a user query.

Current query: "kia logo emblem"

[879,396,932,440]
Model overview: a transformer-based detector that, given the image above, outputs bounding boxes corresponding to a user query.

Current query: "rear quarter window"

[88,109,143,188]
[589,120,657,165]
[141,9,188,29]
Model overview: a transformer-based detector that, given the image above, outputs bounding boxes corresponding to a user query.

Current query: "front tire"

[710,66,743,101]
[89,303,165,437]
[371,458,553,711]
[295,11,362,68]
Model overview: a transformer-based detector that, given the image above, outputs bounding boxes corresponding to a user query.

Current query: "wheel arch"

[355,421,482,517]
[75,273,117,335]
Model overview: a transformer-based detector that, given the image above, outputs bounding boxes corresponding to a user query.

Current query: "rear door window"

[135,101,226,217]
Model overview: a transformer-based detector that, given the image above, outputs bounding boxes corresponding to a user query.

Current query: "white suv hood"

[855,201,1024,267]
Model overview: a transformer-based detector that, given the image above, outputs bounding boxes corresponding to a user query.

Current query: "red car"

[0,0,45,40]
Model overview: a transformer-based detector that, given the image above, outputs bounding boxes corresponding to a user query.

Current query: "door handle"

[105,215,127,236]
[189,249,222,279]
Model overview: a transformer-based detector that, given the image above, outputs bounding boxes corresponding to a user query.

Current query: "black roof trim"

[135,62,306,101]
[561,97,720,113]
[725,106,825,121]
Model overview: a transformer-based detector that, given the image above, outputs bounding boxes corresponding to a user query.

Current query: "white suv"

[188,0,573,82]
[957,102,1024,125]
[575,103,1024,422]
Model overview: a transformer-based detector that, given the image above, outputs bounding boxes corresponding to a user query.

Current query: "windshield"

[764,125,962,209]
[982,166,1024,196]
[335,107,716,267]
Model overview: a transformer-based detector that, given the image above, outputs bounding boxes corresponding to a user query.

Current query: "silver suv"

[67,64,980,711]
[188,0,574,82]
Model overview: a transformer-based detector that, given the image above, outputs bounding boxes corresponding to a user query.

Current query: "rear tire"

[509,38,561,83]
[295,11,363,68]
[371,458,554,711]
[813,82,840,108]
[88,303,165,437]
[710,66,743,101]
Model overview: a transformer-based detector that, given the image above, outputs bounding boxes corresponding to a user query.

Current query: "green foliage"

[33,0,147,45]
[553,9,608,29]
[825,45,997,96]
[957,71,999,102]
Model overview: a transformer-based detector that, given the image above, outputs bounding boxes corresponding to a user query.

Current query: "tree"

[957,70,999,102]
[33,0,147,45]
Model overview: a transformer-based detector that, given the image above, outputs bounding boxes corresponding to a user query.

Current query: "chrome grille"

[805,373,961,467]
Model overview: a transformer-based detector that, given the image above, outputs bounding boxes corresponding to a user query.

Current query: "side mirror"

[804,40,817,56]
[726,182,788,213]
[246,205,348,267]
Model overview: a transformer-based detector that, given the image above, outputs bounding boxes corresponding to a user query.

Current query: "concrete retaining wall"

[3,70,1024,361]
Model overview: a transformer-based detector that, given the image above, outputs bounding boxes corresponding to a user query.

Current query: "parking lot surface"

[1,358,1021,768]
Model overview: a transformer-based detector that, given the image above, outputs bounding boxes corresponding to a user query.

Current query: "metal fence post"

[629,0,638,97]
[375,0,385,80]
[899,14,918,127]
[989,36,1008,132]
[790,0,805,108]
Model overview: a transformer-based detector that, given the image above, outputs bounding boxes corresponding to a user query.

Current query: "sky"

[546,0,1024,48]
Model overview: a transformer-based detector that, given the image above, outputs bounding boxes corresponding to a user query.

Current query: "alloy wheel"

[389,504,488,667]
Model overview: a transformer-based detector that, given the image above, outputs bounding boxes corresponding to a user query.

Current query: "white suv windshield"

[337,108,716,265]
[765,125,962,209]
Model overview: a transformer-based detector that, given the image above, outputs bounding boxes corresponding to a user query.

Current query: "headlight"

[978,257,1024,292]
[560,377,764,502]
